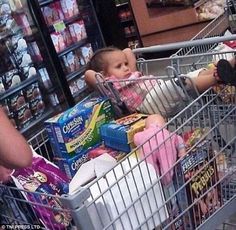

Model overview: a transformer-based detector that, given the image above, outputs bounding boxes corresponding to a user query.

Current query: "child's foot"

[216,59,236,86]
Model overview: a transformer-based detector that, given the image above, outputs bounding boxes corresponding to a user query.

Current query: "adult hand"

[0,165,13,183]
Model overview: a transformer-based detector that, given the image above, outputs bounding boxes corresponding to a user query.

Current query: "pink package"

[42,6,54,25]
[14,13,32,36]
[51,2,64,23]
[51,32,66,53]
[60,0,79,19]
[42,3,64,26]
[61,28,73,47]
[68,22,82,43]
[11,150,71,229]
[80,20,87,39]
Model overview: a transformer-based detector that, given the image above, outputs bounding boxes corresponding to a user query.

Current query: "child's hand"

[178,147,186,158]
[0,165,13,183]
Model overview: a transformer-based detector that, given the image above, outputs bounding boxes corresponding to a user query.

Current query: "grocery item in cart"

[11,150,71,229]
[69,153,117,192]
[176,128,221,228]
[88,144,126,161]
[100,113,147,152]
[212,85,236,104]
[72,153,169,230]
[45,97,114,159]
[54,144,96,179]
[0,183,42,227]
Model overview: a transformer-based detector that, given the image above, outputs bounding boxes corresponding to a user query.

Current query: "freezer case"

[0,0,72,138]
[29,0,105,103]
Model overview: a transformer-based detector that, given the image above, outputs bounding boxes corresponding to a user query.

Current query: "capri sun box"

[45,97,114,178]
[100,113,147,153]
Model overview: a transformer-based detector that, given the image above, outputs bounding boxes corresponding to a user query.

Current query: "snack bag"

[11,149,71,229]
[212,85,236,104]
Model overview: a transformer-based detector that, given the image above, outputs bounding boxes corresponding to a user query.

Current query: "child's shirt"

[134,124,185,185]
[106,71,156,112]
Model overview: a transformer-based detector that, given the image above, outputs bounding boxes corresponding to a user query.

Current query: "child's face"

[104,50,131,79]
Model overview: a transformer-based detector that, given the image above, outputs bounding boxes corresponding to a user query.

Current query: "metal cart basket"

[0,80,235,230]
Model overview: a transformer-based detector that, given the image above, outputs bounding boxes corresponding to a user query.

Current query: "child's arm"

[85,70,98,89]
[123,48,137,72]
[85,70,106,89]
[176,135,186,158]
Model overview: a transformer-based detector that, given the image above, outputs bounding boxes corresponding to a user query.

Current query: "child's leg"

[138,79,187,117]
[185,57,236,92]
[185,68,217,92]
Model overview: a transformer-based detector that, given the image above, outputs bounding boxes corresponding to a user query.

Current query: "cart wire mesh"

[0,61,236,230]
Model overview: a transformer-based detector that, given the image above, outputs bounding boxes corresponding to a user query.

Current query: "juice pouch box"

[100,113,147,152]
[175,128,221,229]
[45,97,114,159]
[54,149,91,179]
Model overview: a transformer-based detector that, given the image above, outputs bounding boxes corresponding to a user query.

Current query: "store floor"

[216,214,236,230]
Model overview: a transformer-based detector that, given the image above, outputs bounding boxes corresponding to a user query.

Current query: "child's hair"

[86,47,120,72]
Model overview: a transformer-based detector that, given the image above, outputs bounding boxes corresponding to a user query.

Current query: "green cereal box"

[45,97,114,159]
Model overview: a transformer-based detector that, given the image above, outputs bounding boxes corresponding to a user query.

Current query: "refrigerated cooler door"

[29,0,105,103]
[0,0,71,138]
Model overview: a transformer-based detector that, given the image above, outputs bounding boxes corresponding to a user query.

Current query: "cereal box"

[45,97,114,159]
[175,128,221,229]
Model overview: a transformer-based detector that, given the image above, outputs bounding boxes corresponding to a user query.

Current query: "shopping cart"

[0,81,235,230]
[1,15,236,230]
[227,0,236,33]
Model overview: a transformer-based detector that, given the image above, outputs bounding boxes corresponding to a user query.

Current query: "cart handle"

[133,35,236,54]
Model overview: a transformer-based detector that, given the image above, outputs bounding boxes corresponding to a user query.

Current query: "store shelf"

[114,0,142,48]
[58,38,88,57]
[0,76,38,100]
[38,0,54,7]
[24,34,37,43]
[120,17,134,23]
[74,86,91,103]
[125,33,138,38]
[66,66,86,82]
[64,15,83,26]
[21,106,61,138]
[116,2,129,7]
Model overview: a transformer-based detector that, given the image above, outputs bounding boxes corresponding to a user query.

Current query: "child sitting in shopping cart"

[85,47,236,117]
